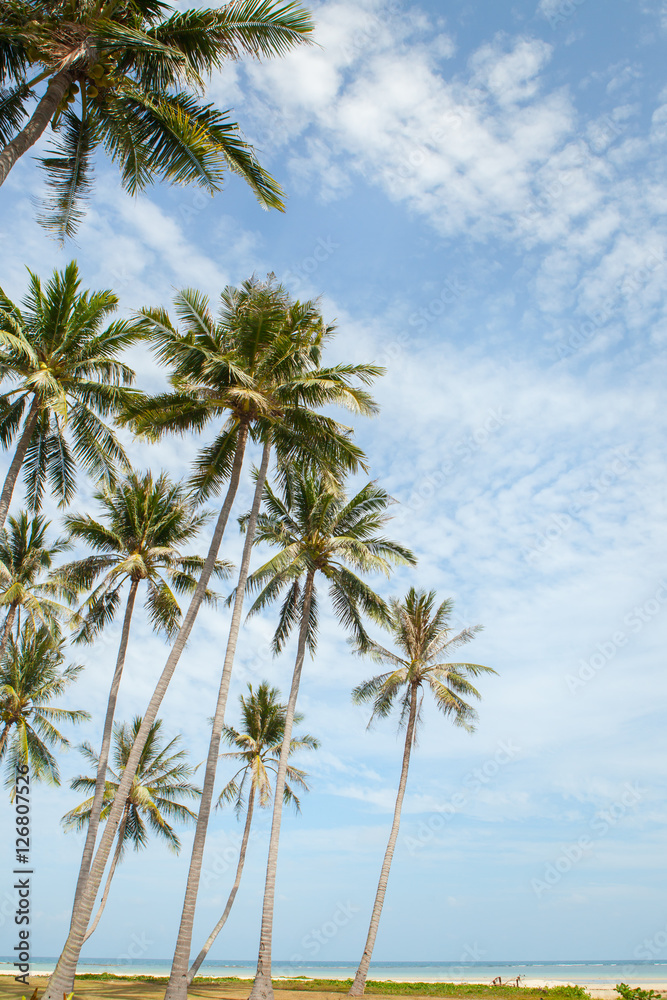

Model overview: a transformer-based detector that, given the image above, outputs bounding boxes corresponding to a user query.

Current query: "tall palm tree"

[0,626,89,790]
[131,277,379,1000]
[347,589,496,997]
[244,470,416,1000]
[62,717,201,941]
[45,276,377,1000]
[0,511,72,660]
[188,681,318,985]
[0,262,140,527]
[0,0,315,238]
[56,469,231,928]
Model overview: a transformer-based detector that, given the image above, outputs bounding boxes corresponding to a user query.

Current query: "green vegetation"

[616,986,662,1000]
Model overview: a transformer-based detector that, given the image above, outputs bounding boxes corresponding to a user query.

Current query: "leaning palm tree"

[188,681,318,985]
[245,470,416,1000]
[0,0,314,239]
[62,717,201,941]
[0,626,89,790]
[45,276,378,1000]
[56,469,230,929]
[0,511,73,659]
[0,262,141,527]
[347,590,496,997]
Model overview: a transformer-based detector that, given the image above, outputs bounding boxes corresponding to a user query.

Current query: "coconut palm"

[62,717,201,941]
[0,511,73,660]
[45,276,378,1000]
[347,589,496,996]
[188,681,318,985]
[0,626,89,790]
[0,262,140,527]
[57,469,231,929]
[244,470,416,1000]
[0,0,315,238]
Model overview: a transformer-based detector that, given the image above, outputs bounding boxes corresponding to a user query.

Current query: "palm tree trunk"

[0,602,17,662]
[187,786,256,985]
[83,809,128,943]
[0,395,41,529]
[0,72,72,187]
[0,721,12,757]
[69,579,139,921]
[165,435,272,1000]
[249,568,316,1000]
[43,423,250,1000]
[347,683,419,997]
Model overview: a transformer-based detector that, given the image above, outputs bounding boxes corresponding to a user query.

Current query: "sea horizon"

[3,959,667,985]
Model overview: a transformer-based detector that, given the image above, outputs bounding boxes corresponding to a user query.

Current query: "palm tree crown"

[244,471,417,651]
[0,626,90,790]
[127,276,381,503]
[58,468,232,642]
[0,511,72,650]
[63,716,201,853]
[0,262,141,521]
[352,588,496,731]
[0,0,315,238]
[219,680,318,813]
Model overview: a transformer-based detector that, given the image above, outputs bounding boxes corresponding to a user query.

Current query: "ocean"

[2,960,667,984]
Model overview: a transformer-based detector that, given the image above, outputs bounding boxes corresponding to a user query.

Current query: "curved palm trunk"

[249,569,315,1000]
[43,423,250,1000]
[165,435,272,1000]
[0,73,72,187]
[0,395,41,528]
[83,808,129,943]
[70,579,139,920]
[187,787,256,985]
[347,684,419,997]
[0,602,18,662]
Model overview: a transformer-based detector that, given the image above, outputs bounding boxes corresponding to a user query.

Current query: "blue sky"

[1,0,667,970]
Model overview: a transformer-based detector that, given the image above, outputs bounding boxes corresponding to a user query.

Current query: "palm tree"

[0,511,72,660]
[0,626,89,790]
[245,470,416,1000]
[188,681,318,985]
[0,262,141,527]
[57,469,231,929]
[0,0,315,238]
[62,717,201,941]
[347,589,496,997]
[45,276,377,1000]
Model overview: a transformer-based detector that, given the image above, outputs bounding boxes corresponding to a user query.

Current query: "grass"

[0,976,597,1000]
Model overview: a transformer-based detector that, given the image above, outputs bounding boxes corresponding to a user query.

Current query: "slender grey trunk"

[83,808,128,943]
[70,579,139,919]
[0,395,40,528]
[347,683,419,997]
[187,786,256,985]
[249,569,316,1000]
[0,602,17,662]
[165,435,272,1000]
[43,423,249,1000]
[0,72,71,187]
